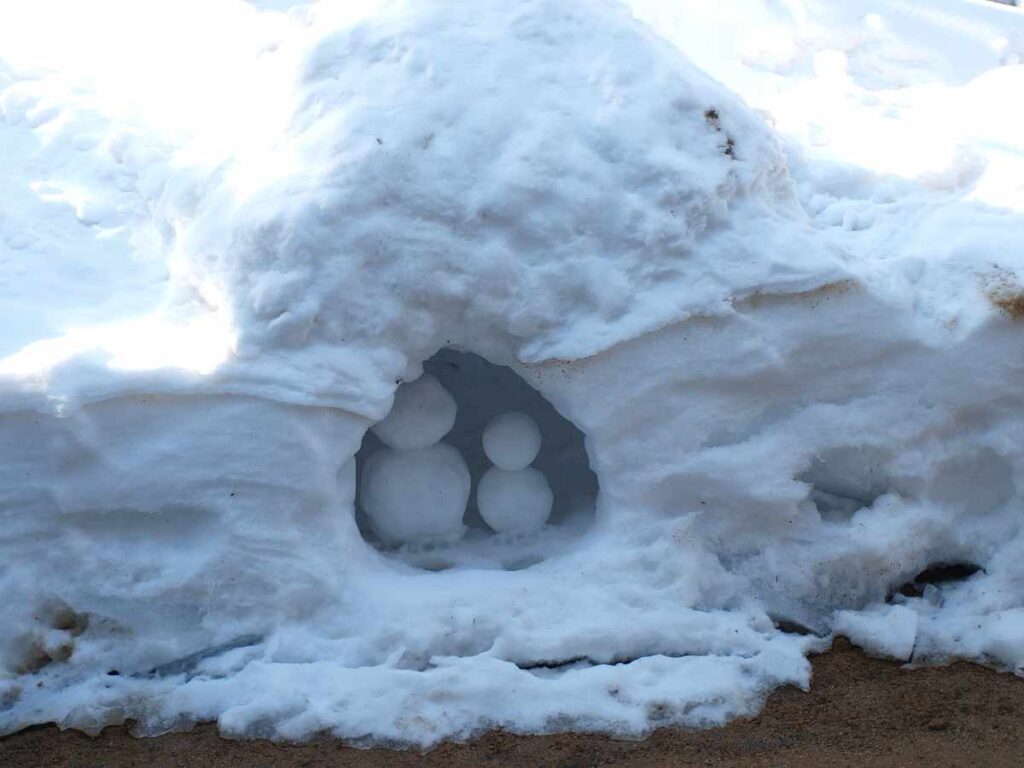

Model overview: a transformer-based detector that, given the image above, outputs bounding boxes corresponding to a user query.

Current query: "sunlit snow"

[1,0,1023,747]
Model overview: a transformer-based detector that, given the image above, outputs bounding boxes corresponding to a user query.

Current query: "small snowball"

[361,444,470,544]
[372,374,457,450]
[477,467,553,534]
[482,412,542,470]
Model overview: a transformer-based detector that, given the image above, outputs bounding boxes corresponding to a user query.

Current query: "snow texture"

[1,0,1024,748]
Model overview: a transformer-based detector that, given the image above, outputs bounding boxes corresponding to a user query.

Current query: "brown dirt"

[3,638,1023,767]
[991,291,1024,319]
[983,269,1024,319]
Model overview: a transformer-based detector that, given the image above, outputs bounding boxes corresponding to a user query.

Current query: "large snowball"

[372,374,457,450]
[477,467,553,534]
[361,444,470,544]
[482,412,542,470]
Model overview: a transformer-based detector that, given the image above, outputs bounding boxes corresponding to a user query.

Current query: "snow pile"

[1,0,1023,747]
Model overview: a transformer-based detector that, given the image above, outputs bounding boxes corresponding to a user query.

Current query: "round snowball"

[372,374,457,450]
[361,444,470,544]
[477,467,553,534]
[482,412,542,470]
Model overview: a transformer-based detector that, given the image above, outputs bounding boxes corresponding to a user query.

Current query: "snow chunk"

[835,605,918,662]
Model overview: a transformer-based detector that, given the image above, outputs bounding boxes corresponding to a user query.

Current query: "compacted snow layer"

[1,0,1024,747]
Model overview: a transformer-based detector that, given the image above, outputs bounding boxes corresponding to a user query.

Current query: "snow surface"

[1,0,1024,747]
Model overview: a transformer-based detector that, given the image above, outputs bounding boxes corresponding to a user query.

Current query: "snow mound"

[1,0,1024,748]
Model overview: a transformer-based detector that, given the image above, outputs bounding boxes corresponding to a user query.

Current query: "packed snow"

[370,374,457,451]
[1,0,1024,748]
[477,411,553,533]
[361,445,471,545]
[478,468,554,535]
[362,375,470,544]
[482,412,543,471]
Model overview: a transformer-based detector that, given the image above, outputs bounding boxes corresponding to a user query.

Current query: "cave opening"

[355,348,598,570]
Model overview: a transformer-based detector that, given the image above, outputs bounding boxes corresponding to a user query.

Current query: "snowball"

[834,604,918,661]
[361,444,470,544]
[482,412,542,470]
[477,467,553,534]
[371,374,457,450]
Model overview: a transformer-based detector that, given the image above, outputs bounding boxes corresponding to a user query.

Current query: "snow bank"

[1,0,1023,746]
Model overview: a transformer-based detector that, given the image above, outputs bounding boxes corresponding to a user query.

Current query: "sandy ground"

[3,639,1023,767]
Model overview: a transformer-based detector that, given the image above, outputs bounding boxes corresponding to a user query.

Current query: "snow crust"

[1,0,1023,747]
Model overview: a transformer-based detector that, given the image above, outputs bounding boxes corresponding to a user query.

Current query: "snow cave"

[355,349,599,570]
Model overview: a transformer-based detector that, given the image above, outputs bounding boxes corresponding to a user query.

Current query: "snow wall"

[1,0,1024,746]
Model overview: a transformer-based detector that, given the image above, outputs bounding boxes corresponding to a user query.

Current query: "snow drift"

[1,0,1023,746]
